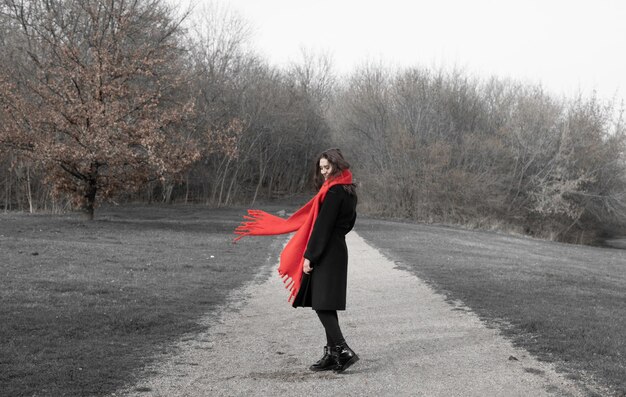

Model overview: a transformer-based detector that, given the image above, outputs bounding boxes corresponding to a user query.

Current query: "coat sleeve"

[303,186,343,265]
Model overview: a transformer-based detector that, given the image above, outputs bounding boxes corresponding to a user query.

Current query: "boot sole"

[309,365,336,372]
[333,355,359,373]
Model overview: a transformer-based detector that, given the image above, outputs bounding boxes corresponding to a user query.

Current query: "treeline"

[331,66,626,243]
[0,0,331,218]
[1,0,625,243]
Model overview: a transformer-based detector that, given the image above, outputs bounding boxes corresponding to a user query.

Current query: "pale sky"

[184,0,626,104]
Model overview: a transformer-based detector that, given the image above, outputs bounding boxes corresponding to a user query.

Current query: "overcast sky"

[184,0,626,104]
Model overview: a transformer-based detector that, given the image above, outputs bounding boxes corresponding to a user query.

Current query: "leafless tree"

[0,0,205,219]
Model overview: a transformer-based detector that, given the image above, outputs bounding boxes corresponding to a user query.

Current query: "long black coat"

[292,184,357,310]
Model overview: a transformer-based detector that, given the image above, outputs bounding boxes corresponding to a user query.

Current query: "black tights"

[315,309,345,347]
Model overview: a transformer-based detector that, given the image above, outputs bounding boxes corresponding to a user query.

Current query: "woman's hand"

[303,258,312,274]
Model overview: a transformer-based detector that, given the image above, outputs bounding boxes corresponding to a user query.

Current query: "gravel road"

[116,232,586,396]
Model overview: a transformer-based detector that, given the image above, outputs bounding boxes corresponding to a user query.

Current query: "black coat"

[292,184,357,310]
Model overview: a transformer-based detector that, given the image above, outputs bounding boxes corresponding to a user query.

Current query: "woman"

[234,148,359,373]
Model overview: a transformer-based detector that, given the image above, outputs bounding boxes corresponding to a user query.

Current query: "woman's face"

[319,158,333,181]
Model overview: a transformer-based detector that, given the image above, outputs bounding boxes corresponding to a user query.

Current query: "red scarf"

[234,169,353,302]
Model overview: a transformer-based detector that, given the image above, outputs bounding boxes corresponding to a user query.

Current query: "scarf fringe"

[233,209,270,242]
[279,270,297,302]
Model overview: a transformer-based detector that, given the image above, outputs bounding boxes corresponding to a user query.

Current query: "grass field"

[356,218,626,397]
[0,205,287,396]
[2,205,625,396]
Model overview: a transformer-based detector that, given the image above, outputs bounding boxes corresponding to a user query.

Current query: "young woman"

[234,148,359,373]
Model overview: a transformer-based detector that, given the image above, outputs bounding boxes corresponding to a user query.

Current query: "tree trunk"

[163,182,174,204]
[4,168,10,212]
[83,180,97,220]
[216,158,231,205]
[26,164,34,213]
[15,167,22,211]
[185,174,190,203]
[225,167,239,205]
[252,151,267,206]
[267,174,274,199]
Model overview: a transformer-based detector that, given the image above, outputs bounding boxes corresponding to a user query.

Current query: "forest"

[1,0,625,244]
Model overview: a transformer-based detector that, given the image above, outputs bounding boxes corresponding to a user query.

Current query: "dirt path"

[117,232,586,396]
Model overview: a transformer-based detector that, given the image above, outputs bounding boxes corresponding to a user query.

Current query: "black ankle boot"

[309,346,337,371]
[333,342,359,373]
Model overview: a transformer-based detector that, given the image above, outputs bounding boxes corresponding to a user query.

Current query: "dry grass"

[356,217,626,397]
[0,204,287,396]
[3,204,625,396]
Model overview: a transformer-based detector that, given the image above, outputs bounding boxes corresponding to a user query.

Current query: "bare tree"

[0,0,201,219]
[330,64,626,243]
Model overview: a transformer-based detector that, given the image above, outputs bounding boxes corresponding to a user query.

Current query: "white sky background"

[181,0,626,104]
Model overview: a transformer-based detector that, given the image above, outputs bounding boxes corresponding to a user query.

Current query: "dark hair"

[313,148,357,196]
